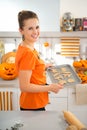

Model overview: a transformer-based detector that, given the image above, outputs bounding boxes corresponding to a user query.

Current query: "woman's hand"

[49,83,63,93]
[45,63,53,70]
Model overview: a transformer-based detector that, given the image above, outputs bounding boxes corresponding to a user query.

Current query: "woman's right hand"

[49,83,63,93]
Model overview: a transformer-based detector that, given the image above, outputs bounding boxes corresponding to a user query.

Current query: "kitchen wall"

[0,0,87,65]
[60,0,87,25]
[60,0,87,18]
[0,0,60,32]
[0,0,87,31]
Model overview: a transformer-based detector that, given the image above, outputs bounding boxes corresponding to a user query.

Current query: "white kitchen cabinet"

[46,88,68,111]
[68,87,87,112]
[46,85,87,111]
[46,97,67,111]
[0,77,68,111]
[80,38,87,59]
[0,78,20,111]
[49,88,68,98]
[1,77,87,112]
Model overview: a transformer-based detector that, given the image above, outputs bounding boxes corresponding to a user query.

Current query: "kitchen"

[0,0,87,129]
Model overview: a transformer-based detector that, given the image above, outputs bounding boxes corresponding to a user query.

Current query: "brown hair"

[18,10,39,29]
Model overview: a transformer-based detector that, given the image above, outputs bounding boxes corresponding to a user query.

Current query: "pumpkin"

[1,51,16,63]
[73,60,87,83]
[44,42,50,47]
[80,60,87,68]
[73,61,82,68]
[0,63,18,80]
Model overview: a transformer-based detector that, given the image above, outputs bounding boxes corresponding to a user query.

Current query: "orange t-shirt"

[15,45,49,109]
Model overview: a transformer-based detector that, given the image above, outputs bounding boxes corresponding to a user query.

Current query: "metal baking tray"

[47,64,81,87]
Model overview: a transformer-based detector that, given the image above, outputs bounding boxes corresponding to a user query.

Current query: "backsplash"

[0,31,87,65]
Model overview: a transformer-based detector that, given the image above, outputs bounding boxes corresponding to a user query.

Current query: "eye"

[28,27,33,30]
[36,26,39,29]
[5,67,9,70]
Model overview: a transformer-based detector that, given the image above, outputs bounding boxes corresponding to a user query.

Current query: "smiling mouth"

[32,34,38,39]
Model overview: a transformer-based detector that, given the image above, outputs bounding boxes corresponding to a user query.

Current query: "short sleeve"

[19,50,36,70]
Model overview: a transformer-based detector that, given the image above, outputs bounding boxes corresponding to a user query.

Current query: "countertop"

[0,111,87,130]
[0,78,19,88]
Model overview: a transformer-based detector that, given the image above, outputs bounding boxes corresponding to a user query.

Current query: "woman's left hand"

[45,63,53,69]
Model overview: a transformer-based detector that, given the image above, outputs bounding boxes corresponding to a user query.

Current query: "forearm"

[20,83,51,92]
[20,82,63,94]
[18,70,62,93]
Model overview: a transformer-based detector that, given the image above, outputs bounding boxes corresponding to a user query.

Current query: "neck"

[21,41,34,50]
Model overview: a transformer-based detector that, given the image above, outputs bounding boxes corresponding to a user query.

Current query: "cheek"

[37,29,40,37]
[25,30,31,35]
[22,31,30,39]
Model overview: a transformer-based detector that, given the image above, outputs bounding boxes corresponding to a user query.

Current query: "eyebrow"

[24,25,40,30]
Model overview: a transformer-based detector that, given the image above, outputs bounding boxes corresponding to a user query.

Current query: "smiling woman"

[0,0,60,31]
[15,10,63,111]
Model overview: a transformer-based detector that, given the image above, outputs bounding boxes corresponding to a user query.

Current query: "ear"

[19,28,23,35]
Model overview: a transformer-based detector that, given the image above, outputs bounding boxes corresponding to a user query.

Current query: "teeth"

[32,35,37,39]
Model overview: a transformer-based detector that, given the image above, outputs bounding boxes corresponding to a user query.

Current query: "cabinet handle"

[72,92,76,94]
[48,102,51,104]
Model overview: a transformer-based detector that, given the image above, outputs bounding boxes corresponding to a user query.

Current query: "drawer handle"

[48,102,51,104]
[72,92,76,94]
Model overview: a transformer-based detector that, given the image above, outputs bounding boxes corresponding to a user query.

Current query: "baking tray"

[47,64,81,87]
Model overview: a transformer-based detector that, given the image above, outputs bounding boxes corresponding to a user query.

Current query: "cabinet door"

[46,97,67,111]
[68,88,87,111]
[80,38,87,59]
[0,87,19,111]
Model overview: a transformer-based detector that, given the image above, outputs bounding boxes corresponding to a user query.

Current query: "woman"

[15,10,63,111]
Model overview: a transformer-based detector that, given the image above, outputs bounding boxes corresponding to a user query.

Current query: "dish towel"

[76,84,87,105]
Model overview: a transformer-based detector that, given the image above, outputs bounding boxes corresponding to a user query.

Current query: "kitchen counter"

[0,78,19,88]
[0,111,87,130]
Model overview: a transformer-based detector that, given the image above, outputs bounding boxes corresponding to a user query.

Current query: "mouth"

[7,73,13,76]
[32,35,38,39]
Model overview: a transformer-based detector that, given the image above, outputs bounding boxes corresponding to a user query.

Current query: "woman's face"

[19,18,40,43]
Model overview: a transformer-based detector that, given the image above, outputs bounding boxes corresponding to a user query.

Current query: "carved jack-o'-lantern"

[0,63,18,80]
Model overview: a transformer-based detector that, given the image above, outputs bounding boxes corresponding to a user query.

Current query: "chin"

[34,38,39,42]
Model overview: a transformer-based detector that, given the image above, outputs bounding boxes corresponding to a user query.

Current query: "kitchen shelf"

[59,31,87,38]
[0,31,87,38]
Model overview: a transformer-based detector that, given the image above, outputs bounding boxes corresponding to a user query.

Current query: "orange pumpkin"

[1,51,16,63]
[73,60,87,84]
[44,42,49,47]
[73,61,82,68]
[0,63,18,80]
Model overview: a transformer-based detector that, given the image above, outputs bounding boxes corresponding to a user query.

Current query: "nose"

[33,28,37,33]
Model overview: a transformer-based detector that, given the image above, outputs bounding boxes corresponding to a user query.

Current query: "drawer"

[49,87,67,97]
[46,97,67,111]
